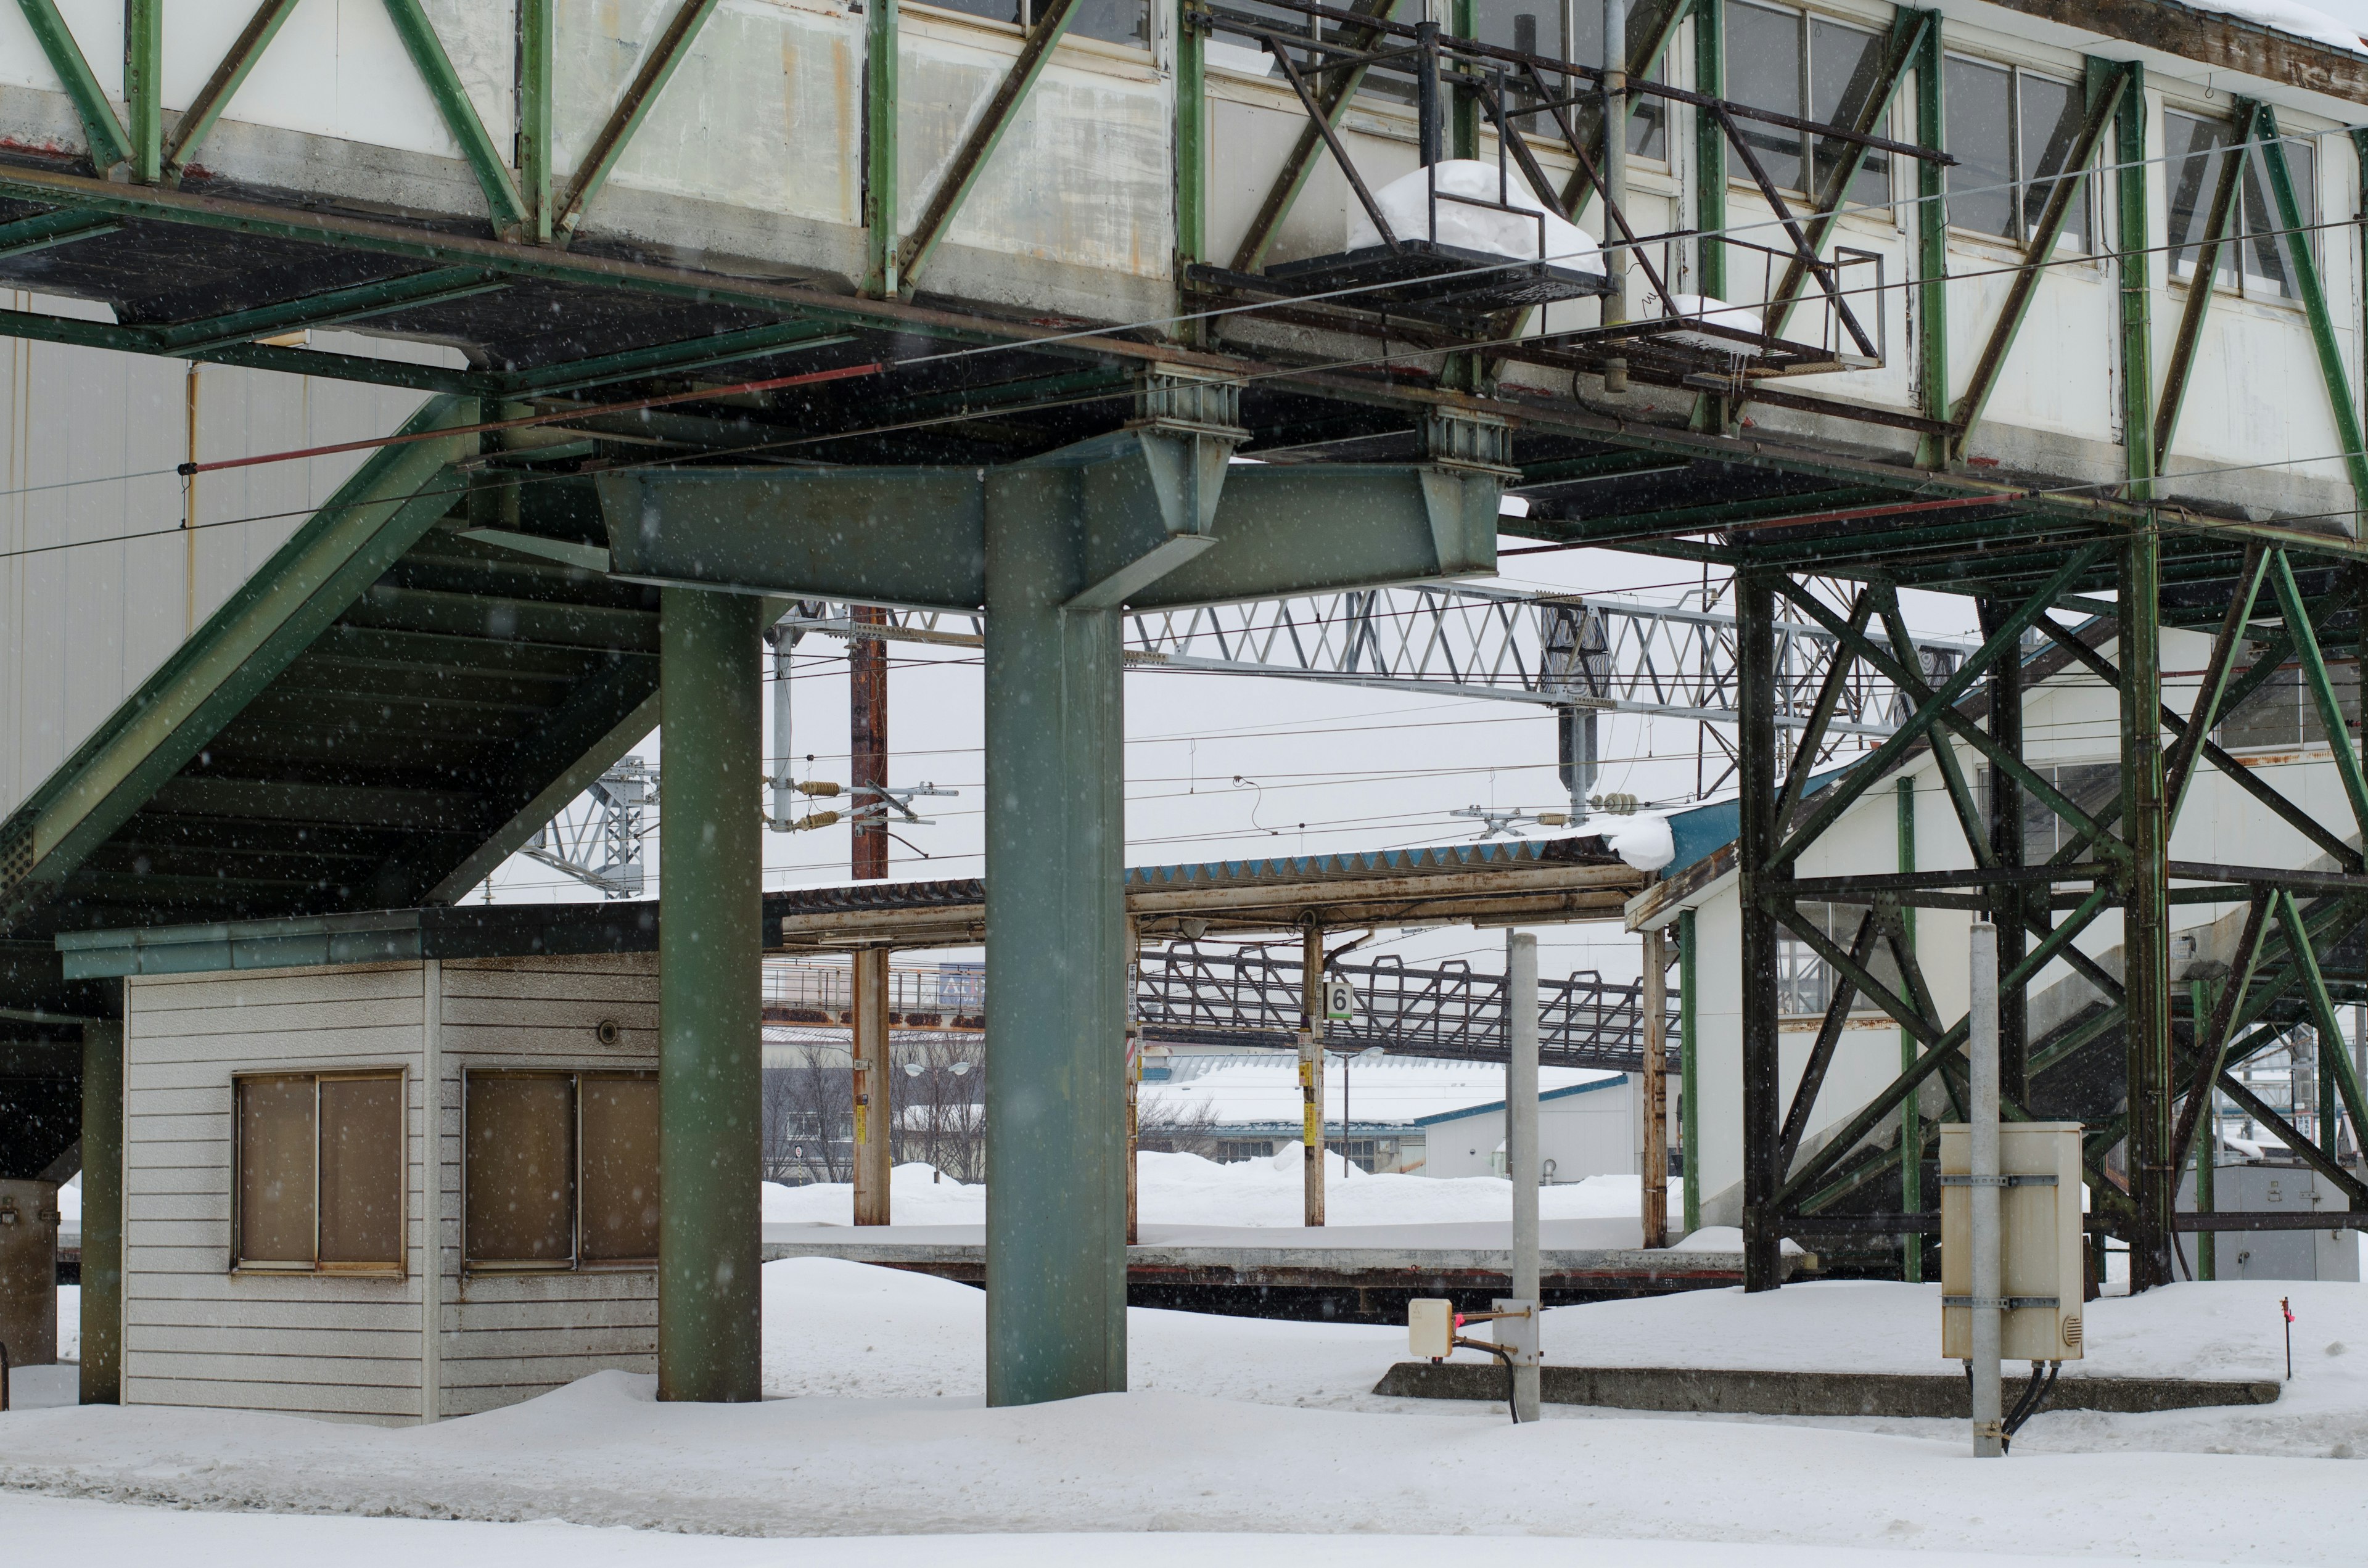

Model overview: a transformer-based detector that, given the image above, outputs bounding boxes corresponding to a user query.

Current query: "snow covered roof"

[1141,1051,1620,1129]
[1409,1075,1629,1127]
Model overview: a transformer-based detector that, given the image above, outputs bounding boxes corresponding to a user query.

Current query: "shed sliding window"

[464,1070,658,1271]
[233,1071,405,1274]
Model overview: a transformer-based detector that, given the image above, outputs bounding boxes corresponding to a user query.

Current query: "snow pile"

[1597,811,1674,871]
[2192,0,2364,53]
[761,1154,1673,1233]
[1145,1052,1617,1125]
[1348,160,1602,273]
[1665,1224,1804,1256]
[1641,287,1764,351]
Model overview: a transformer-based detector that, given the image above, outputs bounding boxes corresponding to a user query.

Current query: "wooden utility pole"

[1125,922,1142,1246]
[1640,927,1669,1248]
[1301,921,1326,1227]
[850,606,893,1224]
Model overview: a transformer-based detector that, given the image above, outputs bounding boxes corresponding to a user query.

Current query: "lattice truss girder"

[1730,533,2368,1296]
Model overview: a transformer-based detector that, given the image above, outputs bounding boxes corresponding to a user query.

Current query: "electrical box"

[1940,1122,2084,1362]
[1408,1297,1455,1360]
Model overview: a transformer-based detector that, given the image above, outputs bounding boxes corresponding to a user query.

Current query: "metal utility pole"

[1506,929,1543,1423]
[1968,921,2003,1459]
[851,605,892,1225]
[1600,0,1629,393]
[1301,921,1326,1227]
[1640,926,1669,1248]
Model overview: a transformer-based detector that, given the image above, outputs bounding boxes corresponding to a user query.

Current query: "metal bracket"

[1943,1295,2062,1310]
[1939,1173,2058,1188]
[1424,409,1519,480]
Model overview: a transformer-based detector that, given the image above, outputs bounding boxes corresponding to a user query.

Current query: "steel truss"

[1728,539,2368,1294]
[1137,944,1672,1070]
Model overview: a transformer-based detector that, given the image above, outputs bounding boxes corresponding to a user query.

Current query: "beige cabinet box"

[1940,1122,2085,1363]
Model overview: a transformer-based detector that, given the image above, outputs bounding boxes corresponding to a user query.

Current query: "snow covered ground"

[763,1154,1681,1231]
[4,1260,2366,1564]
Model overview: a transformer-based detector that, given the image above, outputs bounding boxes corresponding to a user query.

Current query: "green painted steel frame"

[380,0,532,237]
[1176,0,1208,281]
[12,0,131,173]
[1227,0,1400,274]
[125,0,160,184]
[557,0,721,242]
[518,0,555,242]
[1911,17,1944,466]
[0,398,480,927]
[2113,60,2152,493]
[898,0,1086,294]
[1947,60,2131,462]
[865,0,899,296]
[2256,104,2368,507]
[163,0,303,184]
[2152,100,2262,471]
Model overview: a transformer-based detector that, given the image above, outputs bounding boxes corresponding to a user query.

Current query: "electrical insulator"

[1535,811,1569,826]
[792,810,841,831]
[797,780,842,797]
[1590,792,1640,816]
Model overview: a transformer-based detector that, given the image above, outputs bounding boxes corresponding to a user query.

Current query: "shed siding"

[121,951,664,1425]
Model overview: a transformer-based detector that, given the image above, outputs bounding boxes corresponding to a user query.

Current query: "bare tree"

[1137,1095,1219,1158]
[763,1054,852,1184]
[894,1035,985,1182]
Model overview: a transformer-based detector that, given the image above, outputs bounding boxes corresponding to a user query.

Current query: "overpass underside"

[0,0,2360,1407]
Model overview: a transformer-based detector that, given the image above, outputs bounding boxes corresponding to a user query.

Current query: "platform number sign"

[1323,977,1359,1023]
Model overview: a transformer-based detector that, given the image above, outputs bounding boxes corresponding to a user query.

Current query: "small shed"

[60,905,664,1426]
[1413,1075,1638,1181]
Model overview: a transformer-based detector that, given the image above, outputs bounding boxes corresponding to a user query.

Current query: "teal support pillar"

[982,464,1133,1406]
[80,1009,121,1404]
[657,586,764,1403]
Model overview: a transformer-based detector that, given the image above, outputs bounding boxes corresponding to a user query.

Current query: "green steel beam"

[2170,893,2269,1174]
[1911,15,1944,467]
[155,267,509,356]
[556,0,722,241]
[2113,60,2152,493]
[2274,890,2368,1165]
[1228,0,1398,273]
[597,448,1501,612]
[1947,62,2130,462]
[163,0,305,184]
[0,398,479,928]
[493,321,853,397]
[2153,100,2258,469]
[0,208,118,258]
[1175,0,1207,289]
[124,0,160,184]
[863,0,898,295]
[2256,105,2368,507]
[1694,0,1725,300]
[1679,906,1700,1234]
[14,0,131,173]
[380,0,532,237]
[1762,10,1927,343]
[1561,0,1692,220]
[656,586,765,1403]
[899,0,1084,293]
[519,0,554,242]
[2121,525,2174,1292]
[2164,548,2267,826]
[1451,0,1478,161]
[79,1012,121,1404]
[2269,548,2368,840]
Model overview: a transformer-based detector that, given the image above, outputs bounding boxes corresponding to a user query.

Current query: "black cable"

[2000,1361,2061,1453]
[1478,1341,1522,1424]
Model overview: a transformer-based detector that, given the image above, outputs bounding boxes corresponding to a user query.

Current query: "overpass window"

[1945,57,2090,251]
[2165,112,2318,302]
[1725,4,1886,204]
[233,1071,405,1273]
[1776,902,1902,1018]
[1463,0,1665,156]
[919,0,1145,46]
[464,1070,658,1270]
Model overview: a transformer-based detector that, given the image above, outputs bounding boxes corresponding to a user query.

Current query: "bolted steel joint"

[1424,409,1519,480]
[1132,366,1247,441]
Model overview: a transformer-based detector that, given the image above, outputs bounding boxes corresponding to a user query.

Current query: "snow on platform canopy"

[1348,160,1602,272]
[1598,813,1675,871]
[1639,287,1766,351]
[1141,1051,1618,1128]
[2192,0,2365,53]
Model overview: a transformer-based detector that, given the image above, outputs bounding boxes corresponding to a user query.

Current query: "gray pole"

[78,1009,122,1405]
[1301,922,1327,1226]
[1507,929,1541,1422]
[1969,920,2003,1458]
[657,588,765,1403]
[765,618,799,829]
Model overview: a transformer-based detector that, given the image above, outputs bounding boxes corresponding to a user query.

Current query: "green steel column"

[2113,62,2153,493]
[2190,976,2214,1280]
[1450,0,1479,160]
[983,467,1130,1405]
[125,0,160,184]
[1912,18,1947,468]
[1693,0,1725,300]
[80,1011,122,1403]
[863,0,900,297]
[2121,530,2175,1294]
[519,0,556,241]
[1679,907,1701,1234]
[1175,0,1206,282]
[657,587,764,1403]
[1737,569,1785,1292]
[1896,774,1922,1284]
